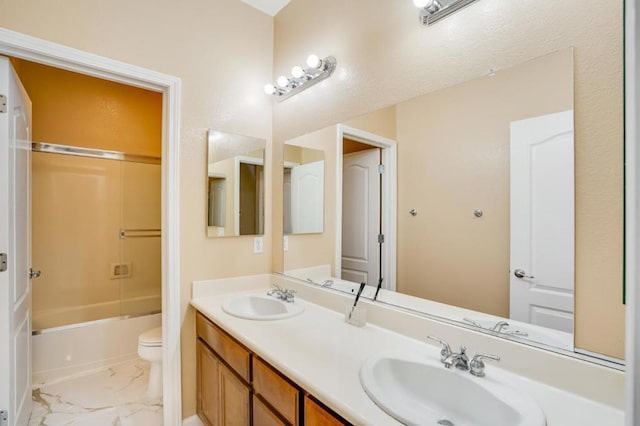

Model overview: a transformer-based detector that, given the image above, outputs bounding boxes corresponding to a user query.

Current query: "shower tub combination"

[31,143,162,385]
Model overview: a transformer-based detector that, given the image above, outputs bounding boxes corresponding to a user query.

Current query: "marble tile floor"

[28,358,163,426]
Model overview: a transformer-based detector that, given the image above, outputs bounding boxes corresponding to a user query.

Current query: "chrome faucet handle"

[470,353,501,377]
[491,321,510,333]
[427,336,452,362]
[462,317,482,328]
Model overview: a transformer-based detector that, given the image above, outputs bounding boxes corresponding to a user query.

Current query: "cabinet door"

[197,340,220,426]
[304,396,348,426]
[198,339,251,426]
[253,396,288,426]
[219,360,251,426]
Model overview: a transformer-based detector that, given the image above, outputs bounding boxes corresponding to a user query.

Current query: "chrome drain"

[437,421,455,426]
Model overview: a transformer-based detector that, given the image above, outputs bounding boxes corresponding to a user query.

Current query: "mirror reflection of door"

[341,139,382,286]
[510,110,575,333]
[238,162,264,235]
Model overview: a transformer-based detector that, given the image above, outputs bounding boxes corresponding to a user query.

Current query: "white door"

[342,149,380,285]
[510,110,574,333]
[0,57,33,426]
[291,161,324,233]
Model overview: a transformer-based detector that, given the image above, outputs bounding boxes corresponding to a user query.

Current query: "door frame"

[626,0,640,424]
[0,28,182,425]
[336,124,397,291]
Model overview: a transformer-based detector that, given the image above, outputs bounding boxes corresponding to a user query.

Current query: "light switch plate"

[283,235,289,252]
[254,237,264,254]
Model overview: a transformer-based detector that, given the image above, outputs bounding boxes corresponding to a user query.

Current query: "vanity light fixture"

[264,54,337,102]
[413,0,480,26]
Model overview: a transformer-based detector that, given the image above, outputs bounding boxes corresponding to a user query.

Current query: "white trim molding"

[626,0,640,424]
[335,124,398,292]
[0,28,183,425]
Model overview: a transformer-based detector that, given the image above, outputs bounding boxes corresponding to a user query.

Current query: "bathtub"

[32,295,161,386]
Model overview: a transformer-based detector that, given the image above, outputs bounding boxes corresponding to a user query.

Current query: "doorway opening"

[336,125,397,293]
[0,28,181,426]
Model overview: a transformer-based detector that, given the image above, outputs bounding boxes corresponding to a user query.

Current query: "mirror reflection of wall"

[206,130,266,238]
[283,48,582,354]
[283,144,325,235]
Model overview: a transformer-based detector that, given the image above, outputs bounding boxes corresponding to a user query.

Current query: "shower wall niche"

[31,149,161,331]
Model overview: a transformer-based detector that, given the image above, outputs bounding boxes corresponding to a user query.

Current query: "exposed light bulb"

[277,75,289,87]
[263,84,276,95]
[306,54,322,69]
[291,66,305,79]
[412,0,430,7]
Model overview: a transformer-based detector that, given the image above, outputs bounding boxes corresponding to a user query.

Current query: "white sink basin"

[360,352,546,426]
[222,294,305,320]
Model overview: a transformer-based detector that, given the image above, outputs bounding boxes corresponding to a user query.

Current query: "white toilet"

[138,326,163,399]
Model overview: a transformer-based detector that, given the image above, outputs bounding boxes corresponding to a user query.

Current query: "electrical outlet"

[283,235,289,252]
[254,237,264,254]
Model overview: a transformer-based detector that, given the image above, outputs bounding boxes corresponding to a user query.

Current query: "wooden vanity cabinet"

[196,312,350,426]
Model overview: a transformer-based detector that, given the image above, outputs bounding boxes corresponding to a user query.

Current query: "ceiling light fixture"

[413,0,479,26]
[264,54,337,102]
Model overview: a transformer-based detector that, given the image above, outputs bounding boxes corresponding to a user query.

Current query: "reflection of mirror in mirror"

[283,144,325,235]
[284,48,581,354]
[206,130,266,237]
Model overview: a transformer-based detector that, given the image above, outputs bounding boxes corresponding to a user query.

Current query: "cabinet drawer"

[253,357,300,425]
[196,312,251,382]
[253,395,288,426]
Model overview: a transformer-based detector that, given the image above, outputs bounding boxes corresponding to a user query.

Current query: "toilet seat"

[138,326,163,347]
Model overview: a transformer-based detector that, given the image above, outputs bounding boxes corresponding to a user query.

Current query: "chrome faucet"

[428,336,500,376]
[267,284,296,303]
[443,346,470,371]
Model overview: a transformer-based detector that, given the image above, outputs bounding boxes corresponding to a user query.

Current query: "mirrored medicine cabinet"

[206,130,266,238]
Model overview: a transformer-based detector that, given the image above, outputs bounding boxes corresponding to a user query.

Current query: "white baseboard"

[182,415,204,426]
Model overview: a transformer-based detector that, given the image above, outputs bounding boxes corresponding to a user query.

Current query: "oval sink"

[222,294,305,320]
[360,352,546,426]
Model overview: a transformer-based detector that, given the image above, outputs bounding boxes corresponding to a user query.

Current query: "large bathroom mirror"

[285,48,578,351]
[283,144,325,235]
[207,130,266,237]
[276,0,624,365]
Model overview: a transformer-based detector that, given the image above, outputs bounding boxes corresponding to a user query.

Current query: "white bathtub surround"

[192,274,624,425]
[28,358,163,425]
[33,313,162,385]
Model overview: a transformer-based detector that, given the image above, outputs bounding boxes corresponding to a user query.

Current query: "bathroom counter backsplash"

[191,274,624,426]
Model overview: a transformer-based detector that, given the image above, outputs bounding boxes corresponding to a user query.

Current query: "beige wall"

[0,0,274,418]
[396,49,573,317]
[10,58,162,157]
[273,0,624,359]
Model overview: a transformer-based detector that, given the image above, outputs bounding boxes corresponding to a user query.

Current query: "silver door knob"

[29,268,41,279]
[513,268,534,279]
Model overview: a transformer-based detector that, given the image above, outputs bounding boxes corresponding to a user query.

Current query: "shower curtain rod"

[32,142,161,165]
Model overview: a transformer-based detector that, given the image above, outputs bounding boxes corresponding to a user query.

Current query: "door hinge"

[0,253,7,272]
[0,410,8,426]
[378,164,385,174]
[0,94,6,113]
[378,234,385,244]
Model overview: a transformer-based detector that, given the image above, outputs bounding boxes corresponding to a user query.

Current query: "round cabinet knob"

[513,268,534,279]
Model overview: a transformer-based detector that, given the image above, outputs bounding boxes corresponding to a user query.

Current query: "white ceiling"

[240,0,291,16]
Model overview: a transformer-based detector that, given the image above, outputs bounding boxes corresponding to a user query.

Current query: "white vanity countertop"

[191,279,624,426]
